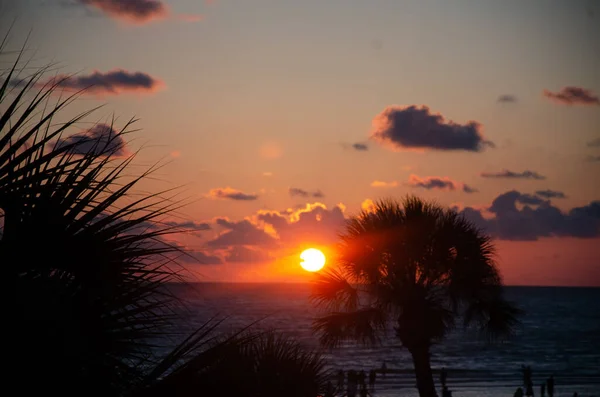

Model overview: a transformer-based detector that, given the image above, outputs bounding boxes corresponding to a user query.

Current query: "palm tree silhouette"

[1,39,330,397]
[311,197,522,397]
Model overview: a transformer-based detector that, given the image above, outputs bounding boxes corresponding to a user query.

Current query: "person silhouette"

[515,387,524,397]
[540,382,546,397]
[358,370,366,391]
[440,367,448,387]
[526,381,534,397]
[337,370,345,392]
[368,369,376,390]
[547,375,555,397]
[442,385,452,397]
[348,370,358,397]
[523,366,532,387]
[381,360,387,377]
[324,381,335,397]
[360,385,368,397]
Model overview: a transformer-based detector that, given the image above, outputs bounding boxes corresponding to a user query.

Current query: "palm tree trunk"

[409,346,437,397]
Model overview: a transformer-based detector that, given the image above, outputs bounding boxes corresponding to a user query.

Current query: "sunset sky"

[3,0,600,285]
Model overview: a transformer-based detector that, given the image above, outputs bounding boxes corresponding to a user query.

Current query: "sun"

[300,248,326,272]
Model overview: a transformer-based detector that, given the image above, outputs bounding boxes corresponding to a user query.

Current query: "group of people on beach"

[514,366,555,397]
[325,364,453,397]
[325,368,378,397]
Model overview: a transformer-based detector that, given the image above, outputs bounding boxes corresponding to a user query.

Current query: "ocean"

[173,283,600,396]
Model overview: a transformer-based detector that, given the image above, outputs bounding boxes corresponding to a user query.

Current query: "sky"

[2,0,600,285]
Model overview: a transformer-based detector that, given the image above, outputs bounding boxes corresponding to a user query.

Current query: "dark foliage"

[311,197,522,397]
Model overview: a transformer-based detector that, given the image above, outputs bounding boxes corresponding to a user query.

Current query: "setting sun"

[300,248,326,272]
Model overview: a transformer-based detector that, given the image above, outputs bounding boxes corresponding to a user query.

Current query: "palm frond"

[313,307,387,349]
[139,330,330,397]
[1,45,187,395]
[310,267,359,312]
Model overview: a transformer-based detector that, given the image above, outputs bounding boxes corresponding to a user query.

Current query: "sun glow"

[300,248,326,272]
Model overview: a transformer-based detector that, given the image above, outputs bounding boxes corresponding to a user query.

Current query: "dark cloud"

[225,246,272,263]
[207,218,277,247]
[480,169,546,180]
[370,105,493,152]
[54,124,127,156]
[164,220,211,231]
[543,86,600,106]
[352,143,369,151]
[76,0,167,23]
[340,142,369,151]
[33,69,162,96]
[288,188,324,198]
[535,190,567,199]
[458,190,600,241]
[407,175,477,193]
[208,188,258,201]
[587,138,600,147]
[408,175,457,190]
[497,95,517,103]
[179,250,222,265]
[585,155,600,163]
[462,184,478,194]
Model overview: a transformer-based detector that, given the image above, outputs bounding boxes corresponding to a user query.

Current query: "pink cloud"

[77,0,168,24]
[371,180,398,188]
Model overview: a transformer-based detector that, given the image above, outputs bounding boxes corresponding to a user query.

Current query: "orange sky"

[4,0,599,285]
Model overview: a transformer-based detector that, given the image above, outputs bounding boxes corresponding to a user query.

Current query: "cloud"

[587,138,600,147]
[164,220,211,231]
[340,142,369,151]
[225,246,272,263]
[288,188,324,198]
[543,86,600,106]
[75,0,168,23]
[33,69,162,96]
[208,187,258,201]
[361,199,376,213]
[462,184,478,194]
[458,190,600,241]
[201,202,347,266]
[207,218,278,248]
[585,155,600,163]
[352,143,369,151]
[480,169,546,180]
[406,175,451,190]
[406,175,477,193]
[497,95,517,103]
[535,190,567,199]
[257,203,346,246]
[370,105,493,152]
[371,180,398,188]
[54,124,127,156]
[180,250,222,265]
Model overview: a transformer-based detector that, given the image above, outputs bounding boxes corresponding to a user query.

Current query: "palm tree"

[311,197,522,397]
[1,41,187,395]
[1,39,331,397]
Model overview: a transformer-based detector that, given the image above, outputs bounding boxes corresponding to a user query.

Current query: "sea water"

[172,284,600,396]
